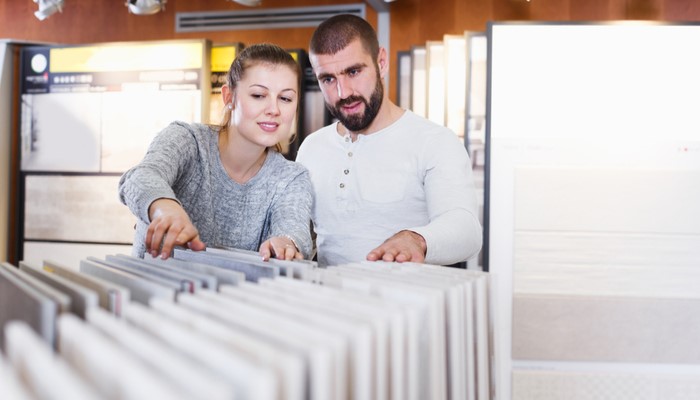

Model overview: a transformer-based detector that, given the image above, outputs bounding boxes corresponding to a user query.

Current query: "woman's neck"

[218,130,268,184]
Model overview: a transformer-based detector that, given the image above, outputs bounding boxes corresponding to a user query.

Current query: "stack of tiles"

[0,248,493,400]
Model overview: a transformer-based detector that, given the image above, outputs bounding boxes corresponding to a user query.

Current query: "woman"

[118,43,312,261]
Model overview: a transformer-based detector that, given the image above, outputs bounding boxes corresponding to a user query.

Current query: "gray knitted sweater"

[118,121,313,259]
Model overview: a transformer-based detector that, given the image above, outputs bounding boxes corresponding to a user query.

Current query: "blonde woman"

[119,43,311,261]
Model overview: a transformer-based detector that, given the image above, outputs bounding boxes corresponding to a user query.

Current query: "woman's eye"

[252,93,265,99]
[281,96,293,103]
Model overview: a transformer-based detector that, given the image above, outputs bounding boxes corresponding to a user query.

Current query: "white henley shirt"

[296,110,482,267]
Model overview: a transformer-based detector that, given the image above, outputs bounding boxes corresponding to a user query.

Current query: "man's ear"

[377,47,389,78]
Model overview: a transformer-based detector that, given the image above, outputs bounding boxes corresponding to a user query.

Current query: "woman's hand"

[259,236,302,261]
[147,198,206,259]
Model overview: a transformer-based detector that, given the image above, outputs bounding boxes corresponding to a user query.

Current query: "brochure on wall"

[20,39,210,173]
[16,39,210,266]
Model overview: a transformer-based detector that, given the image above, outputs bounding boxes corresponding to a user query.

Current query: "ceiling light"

[126,0,166,15]
[231,0,262,7]
[33,0,64,20]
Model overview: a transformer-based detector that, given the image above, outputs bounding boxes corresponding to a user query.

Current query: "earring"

[227,103,233,110]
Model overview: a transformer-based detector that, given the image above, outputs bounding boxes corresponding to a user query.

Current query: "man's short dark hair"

[309,14,380,62]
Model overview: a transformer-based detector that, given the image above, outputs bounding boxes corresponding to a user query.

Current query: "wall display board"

[397,51,412,110]
[464,32,487,166]
[426,41,446,127]
[410,46,427,118]
[2,40,53,263]
[16,39,211,266]
[486,22,700,399]
[286,49,314,160]
[464,32,487,269]
[208,43,242,125]
[1,41,13,262]
[289,48,334,160]
[444,34,467,142]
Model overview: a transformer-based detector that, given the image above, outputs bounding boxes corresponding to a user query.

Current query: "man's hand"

[147,198,206,259]
[366,230,427,263]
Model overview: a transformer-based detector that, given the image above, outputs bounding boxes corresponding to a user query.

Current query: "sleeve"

[268,166,314,259]
[118,122,200,224]
[408,129,483,265]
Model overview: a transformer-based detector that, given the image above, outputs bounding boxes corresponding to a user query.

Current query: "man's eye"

[348,69,360,76]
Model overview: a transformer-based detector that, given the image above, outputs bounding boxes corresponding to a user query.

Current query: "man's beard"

[327,73,383,132]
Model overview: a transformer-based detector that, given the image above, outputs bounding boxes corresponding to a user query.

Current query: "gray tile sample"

[0,263,57,351]
[512,293,700,363]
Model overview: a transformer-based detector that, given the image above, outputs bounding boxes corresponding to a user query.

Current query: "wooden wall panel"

[570,0,620,20]
[529,0,571,20]
[1,0,700,102]
[663,0,700,19]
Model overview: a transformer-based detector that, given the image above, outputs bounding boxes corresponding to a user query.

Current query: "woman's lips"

[258,122,279,132]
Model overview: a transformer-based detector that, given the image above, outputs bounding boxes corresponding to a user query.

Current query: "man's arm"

[366,128,482,265]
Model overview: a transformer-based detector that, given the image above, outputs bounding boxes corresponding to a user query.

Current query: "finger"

[275,244,293,260]
[187,237,206,252]
[160,227,181,259]
[161,222,191,259]
[284,245,297,261]
[293,251,303,260]
[145,223,155,254]
[366,247,383,261]
[148,221,167,258]
[395,251,410,262]
[382,250,399,262]
[259,243,272,261]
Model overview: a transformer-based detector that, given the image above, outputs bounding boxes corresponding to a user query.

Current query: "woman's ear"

[221,84,234,107]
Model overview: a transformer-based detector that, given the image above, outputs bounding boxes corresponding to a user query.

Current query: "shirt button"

[345,137,350,142]
[348,152,353,157]
[339,183,345,188]
[344,169,349,175]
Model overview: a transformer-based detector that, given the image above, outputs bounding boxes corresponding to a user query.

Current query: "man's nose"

[337,76,351,99]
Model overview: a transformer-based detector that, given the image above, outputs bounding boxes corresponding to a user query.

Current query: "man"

[296,14,482,267]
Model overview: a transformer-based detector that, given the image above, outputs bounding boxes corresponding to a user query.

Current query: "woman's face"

[229,63,298,149]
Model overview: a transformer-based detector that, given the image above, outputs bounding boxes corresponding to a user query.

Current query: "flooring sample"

[512,293,700,363]
[19,261,99,318]
[20,92,101,172]
[512,368,700,400]
[23,242,134,273]
[0,263,57,351]
[23,175,136,243]
[514,167,700,235]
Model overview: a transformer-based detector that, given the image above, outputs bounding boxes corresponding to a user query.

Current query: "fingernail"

[151,250,158,258]
[161,252,168,259]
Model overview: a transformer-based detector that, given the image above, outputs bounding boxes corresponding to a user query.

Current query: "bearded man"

[296,14,482,267]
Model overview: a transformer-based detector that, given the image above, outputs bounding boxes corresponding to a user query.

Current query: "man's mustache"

[336,96,366,108]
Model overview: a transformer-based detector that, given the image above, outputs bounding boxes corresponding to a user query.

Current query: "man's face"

[310,39,384,132]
